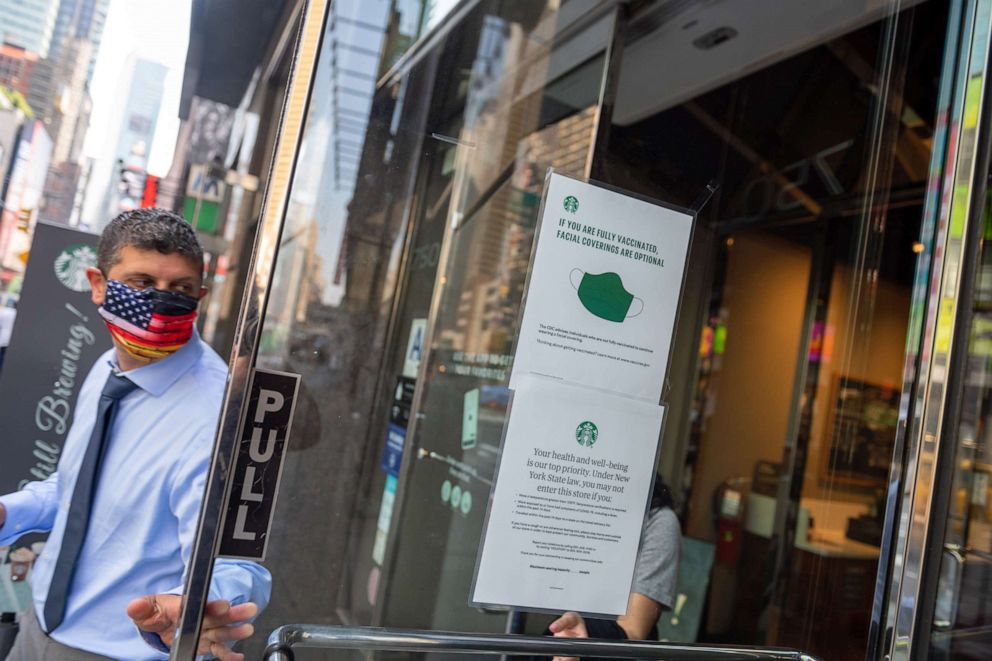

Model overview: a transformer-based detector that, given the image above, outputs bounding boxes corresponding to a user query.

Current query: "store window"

[594,3,949,657]
[378,0,464,76]
[183,0,964,659]
[231,1,620,655]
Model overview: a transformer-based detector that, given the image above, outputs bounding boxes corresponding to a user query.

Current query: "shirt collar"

[109,328,205,397]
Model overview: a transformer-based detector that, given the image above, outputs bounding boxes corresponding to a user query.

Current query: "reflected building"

[0,44,38,96]
[47,0,108,84]
[0,118,52,283]
[0,0,59,57]
[35,36,93,224]
[259,0,389,366]
[23,0,110,225]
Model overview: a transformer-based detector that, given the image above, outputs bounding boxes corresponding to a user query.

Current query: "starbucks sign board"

[0,223,105,535]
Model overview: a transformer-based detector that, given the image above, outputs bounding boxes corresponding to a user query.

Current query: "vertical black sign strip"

[0,223,104,502]
[218,368,300,560]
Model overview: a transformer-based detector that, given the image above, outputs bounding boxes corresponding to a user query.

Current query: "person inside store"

[547,474,681,661]
[0,209,270,661]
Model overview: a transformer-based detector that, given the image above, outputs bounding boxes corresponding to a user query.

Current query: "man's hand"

[548,611,588,661]
[127,594,257,661]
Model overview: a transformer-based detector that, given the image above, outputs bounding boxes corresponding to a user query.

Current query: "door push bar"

[263,624,821,660]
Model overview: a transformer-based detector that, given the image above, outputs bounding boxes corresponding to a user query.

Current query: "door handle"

[263,624,822,660]
[933,544,965,629]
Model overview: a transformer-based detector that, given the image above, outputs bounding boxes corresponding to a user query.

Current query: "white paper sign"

[510,173,693,402]
[402,318,427,378]
[472,375,665,616]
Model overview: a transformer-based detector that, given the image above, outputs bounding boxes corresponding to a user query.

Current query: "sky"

[79,0,190,225]
[84,0,191,173]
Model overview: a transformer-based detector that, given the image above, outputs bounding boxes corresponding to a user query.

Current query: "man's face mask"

[569,269,644,323]
[98,279,199,362]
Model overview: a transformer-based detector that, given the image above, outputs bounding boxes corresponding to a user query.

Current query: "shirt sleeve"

[631,508,681,610]
[138,429,273,655]
[0,472,60,546]
[166,432,273,606]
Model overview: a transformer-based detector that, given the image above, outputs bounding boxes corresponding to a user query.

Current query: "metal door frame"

[875,1,992,659]
[169,0,329,657]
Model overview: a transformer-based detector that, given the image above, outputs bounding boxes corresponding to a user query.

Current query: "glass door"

[595,1,953,659]
[170,1,978,659]
[172,1,625,656]
[880,2,992,659]
[377,4,619,632]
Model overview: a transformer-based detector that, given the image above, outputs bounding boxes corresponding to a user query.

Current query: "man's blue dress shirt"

[0,333,272,659]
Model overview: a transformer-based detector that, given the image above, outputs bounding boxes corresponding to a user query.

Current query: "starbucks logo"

[575,421,598,447]
[54,244,97,292]
[563,195,579,213]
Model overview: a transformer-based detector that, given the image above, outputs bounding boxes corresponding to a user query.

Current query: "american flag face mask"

[98,279,199,362]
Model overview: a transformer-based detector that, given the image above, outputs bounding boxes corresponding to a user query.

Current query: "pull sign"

[219,368,301,560]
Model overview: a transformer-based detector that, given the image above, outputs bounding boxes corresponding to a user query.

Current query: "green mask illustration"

[569,269,644,323]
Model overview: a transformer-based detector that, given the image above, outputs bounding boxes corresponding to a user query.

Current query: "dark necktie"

[43,372,139,632]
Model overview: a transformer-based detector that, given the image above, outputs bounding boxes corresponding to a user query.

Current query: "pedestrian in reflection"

[548,474,681,661]
[0,302,14,374]
[0,209,271,660]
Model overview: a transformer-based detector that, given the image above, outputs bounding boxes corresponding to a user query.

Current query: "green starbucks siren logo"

[54,243,97,292]
[563,195,579,213]
[575,421,599,447]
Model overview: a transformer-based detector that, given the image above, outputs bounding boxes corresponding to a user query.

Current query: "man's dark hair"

[97,208,204,275]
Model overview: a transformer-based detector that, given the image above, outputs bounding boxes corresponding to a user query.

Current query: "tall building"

[30,0,110,223]
[0,44,39,96]
[46,38,93,164]
[38,47,92,225]
[113,58,167,170]
[0,0,59,57]
[48,0,109,83]
[0,118,52,276]
[93,57,167,224]
[26,0,107,125]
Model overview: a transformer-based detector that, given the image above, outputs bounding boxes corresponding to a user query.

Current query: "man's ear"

[198,285,208,301]
[86,267,107,306]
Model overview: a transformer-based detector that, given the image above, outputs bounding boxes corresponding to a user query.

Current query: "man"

[0,209,271,660]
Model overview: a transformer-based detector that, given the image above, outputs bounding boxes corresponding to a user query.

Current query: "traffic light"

[117,159,148,209]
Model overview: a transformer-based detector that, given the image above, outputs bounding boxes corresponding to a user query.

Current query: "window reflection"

[225,0,955,658]
[598,2,944,660]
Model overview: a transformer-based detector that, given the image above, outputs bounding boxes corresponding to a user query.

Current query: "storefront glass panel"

[176,1,973,659]
[592,3,949,659]
[379,7,614,630]
[205,1,622,656]
[245,0,437,647]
